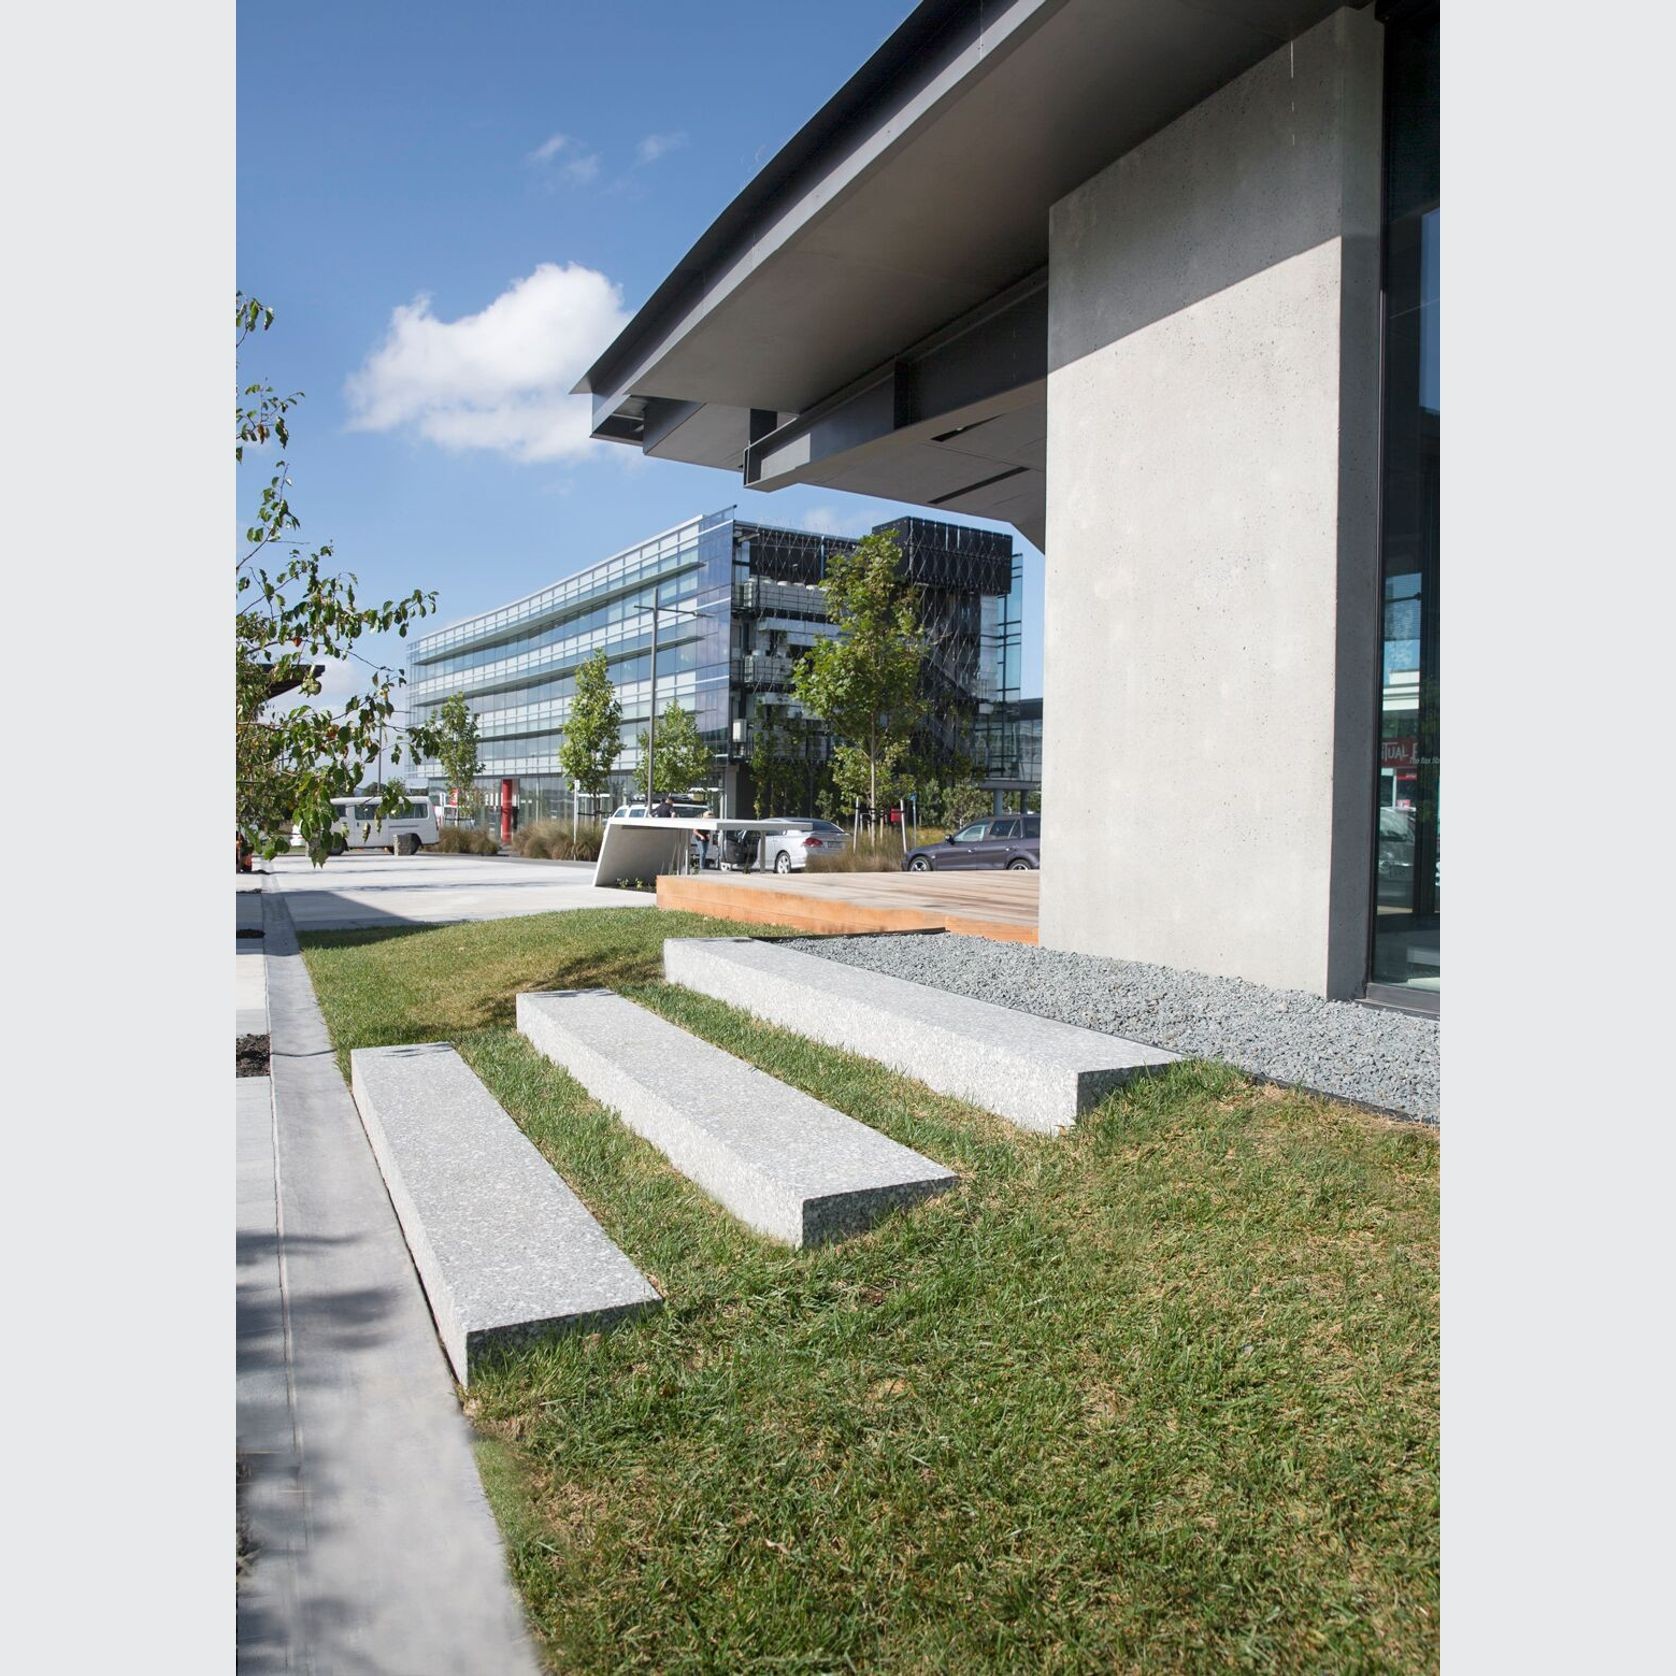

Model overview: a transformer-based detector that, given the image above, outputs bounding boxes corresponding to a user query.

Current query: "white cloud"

[525,131,603,185]
[344,264,630,464]
[636,130,688,165]
[526,132,571,165]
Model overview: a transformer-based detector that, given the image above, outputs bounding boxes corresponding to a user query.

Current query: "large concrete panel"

[1040,6,1383,997]
[663,937,1176,1134]
[517,989,954,1245]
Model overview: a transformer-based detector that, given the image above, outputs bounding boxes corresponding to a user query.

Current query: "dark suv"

[903,815,1040,872]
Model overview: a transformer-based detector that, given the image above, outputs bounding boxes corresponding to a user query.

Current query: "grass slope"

[302,907,1438,1674]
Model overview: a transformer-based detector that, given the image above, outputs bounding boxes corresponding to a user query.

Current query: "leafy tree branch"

[236,294,439,863]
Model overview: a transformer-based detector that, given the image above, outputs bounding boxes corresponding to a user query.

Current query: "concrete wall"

[1038,6,1383,998]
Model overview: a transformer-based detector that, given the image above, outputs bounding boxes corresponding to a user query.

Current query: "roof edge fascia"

[574,0,1068,413]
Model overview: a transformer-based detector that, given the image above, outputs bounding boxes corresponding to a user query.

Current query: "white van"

[325,795,440,856]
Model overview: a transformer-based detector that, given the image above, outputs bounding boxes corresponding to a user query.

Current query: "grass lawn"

[301,908,1438,1674]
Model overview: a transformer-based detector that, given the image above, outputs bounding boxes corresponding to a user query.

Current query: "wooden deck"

[655,868,1039,943]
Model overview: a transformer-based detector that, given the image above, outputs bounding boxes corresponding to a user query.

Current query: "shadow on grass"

[298,922,442,953]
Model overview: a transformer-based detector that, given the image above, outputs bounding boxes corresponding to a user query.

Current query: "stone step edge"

[350,1041,661,1384]
[662,936,1178,1135]
[516,988,955,1246]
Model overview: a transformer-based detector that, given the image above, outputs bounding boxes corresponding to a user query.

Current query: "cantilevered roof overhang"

[576,0,1357,548]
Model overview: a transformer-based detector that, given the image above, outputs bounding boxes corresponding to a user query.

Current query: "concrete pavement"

[261,849,656,932]
[236,884,544,1674]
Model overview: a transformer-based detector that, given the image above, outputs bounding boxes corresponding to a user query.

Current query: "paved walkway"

[656,867,1040,943]
[261,849,655,932]
[237,884,267,1034]
[237,882,543,1674]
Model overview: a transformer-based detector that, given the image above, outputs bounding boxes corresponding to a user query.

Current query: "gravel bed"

[785,933,1439,1122]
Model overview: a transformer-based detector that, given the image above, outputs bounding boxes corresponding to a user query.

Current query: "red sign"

[1382,738,1417,768]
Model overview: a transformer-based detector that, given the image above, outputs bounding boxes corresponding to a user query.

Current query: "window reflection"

[1371,4,1439,996]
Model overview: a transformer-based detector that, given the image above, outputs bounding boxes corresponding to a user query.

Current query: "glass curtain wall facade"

[731,516,1020,812]
[407,512,732,821]
[972,698,1043,792]
[1371,0,1440,1000]
[408,510,1020,823]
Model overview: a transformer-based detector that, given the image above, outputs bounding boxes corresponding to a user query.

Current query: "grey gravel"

[785,934,1439,1123]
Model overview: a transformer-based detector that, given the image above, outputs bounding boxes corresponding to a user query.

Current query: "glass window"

[953,823,989,844]
[1370,1,1439,998]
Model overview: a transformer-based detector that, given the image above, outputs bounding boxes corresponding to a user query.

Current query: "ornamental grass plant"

[805,831,918,872]
[511,820,607,862]
[429,824,501,855]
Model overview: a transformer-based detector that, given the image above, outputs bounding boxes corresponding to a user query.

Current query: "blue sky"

[237,0,1046,716]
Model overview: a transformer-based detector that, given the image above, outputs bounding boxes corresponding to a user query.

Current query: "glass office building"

[407,510,1023,822]
[972,697,1042,807]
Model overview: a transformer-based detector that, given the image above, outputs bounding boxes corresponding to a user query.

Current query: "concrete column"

[1039,6,1383,998]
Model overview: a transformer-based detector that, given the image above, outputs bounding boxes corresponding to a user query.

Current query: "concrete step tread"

[663,936,1178,1134]
[350,1041,660,1383]
[517,989,955,1246]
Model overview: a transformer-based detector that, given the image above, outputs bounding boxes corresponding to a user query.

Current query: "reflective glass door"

[1372,2,1440,998]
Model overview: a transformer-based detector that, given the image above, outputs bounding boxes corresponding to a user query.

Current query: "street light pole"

[634,596,724,804]
[647,603,659,802]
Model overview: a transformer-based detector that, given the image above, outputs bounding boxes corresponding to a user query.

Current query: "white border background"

[4,1,1673,1668]
[6,0,231,1666]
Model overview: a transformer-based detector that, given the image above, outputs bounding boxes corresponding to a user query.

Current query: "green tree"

[557,649,623,809]
[748,712,804,817]
[750,713,787,817]
[942,781,990,832]
[434,691,483,819]
[751,712,834,819]
[635,701,711,800]
[748,716,778,817]
[915,751,987,831]
[791,532,925,815]
[236,295,438,863]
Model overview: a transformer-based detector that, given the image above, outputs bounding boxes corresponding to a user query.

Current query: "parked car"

[762,818,848,873]
[903,815,1040,872]
[706,818,849,874]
